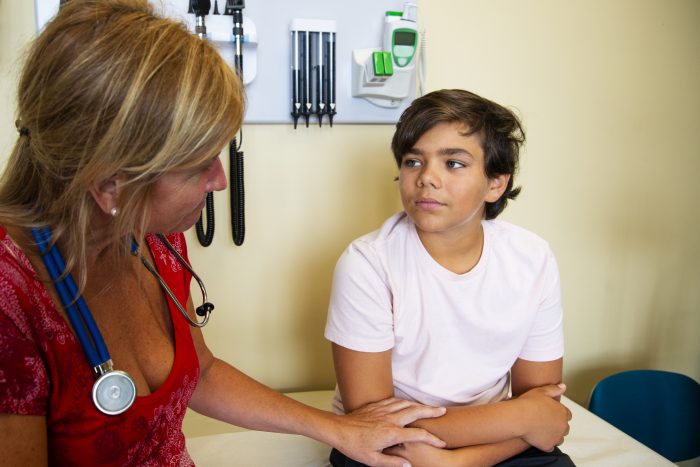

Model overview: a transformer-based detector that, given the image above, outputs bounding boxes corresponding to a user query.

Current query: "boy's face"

[398,122,508,238]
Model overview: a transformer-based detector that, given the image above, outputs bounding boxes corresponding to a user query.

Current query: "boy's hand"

[517,384,571,452]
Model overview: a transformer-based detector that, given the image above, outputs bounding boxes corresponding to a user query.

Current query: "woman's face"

[146,155,227,233]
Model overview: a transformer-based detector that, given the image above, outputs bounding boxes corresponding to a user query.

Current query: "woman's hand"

[332,397,447,467]
[516,384,571,452]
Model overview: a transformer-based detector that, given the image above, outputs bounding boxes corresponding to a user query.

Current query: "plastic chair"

[588,369,700,462]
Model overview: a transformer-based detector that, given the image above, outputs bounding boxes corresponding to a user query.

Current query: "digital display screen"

[394,31,416,46]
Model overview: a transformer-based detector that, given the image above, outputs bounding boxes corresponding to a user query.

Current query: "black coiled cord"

[230,135,245,246]
[195,192,215,246]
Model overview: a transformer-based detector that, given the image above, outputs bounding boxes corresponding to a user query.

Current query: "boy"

[325,89,573,466]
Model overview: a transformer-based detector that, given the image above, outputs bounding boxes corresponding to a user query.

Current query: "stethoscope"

[31,227,214,416]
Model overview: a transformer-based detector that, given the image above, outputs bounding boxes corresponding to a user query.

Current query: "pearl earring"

[110,207,118,217]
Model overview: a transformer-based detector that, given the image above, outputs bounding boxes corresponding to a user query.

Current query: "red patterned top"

[0,228,200,466]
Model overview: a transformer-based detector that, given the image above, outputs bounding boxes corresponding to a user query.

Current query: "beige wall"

[2,0,698,437]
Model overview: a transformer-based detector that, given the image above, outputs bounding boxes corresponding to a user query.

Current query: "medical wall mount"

[352,3,419,109]
[34,0,421,123]
[290,19,337,128]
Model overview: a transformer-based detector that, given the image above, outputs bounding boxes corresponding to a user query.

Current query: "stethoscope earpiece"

[196,302,214,317]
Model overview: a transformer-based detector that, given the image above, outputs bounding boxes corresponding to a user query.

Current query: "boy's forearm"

[390,438,529,467]
[411,384,570,452]
[409,398,528,448]
[448,438,530,467]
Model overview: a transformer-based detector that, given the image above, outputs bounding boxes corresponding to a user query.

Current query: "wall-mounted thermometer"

[383,4,418,69]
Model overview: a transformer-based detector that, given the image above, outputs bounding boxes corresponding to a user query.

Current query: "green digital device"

[383,10,418,68]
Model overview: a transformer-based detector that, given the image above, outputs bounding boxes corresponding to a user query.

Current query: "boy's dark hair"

[391,89,525,220]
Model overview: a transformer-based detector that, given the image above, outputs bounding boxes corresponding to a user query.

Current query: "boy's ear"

[89,175,124,215]
[485,174,510,203]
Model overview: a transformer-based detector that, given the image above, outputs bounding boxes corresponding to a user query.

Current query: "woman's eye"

[185,162,213,180]
[204,159,217,172]
[447,160,466,169]
[195,157,219,175]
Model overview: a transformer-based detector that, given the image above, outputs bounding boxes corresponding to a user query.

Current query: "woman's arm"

[0,414,47,467]
[186,301,446,467]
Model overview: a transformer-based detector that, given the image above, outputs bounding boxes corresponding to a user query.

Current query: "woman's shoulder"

[0,225,38,283]
[0,225,67,415]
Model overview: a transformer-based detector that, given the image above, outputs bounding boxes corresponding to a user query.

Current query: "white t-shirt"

[325,212,564,412]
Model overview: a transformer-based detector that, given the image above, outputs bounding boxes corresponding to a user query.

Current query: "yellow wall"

[2,0,698,437]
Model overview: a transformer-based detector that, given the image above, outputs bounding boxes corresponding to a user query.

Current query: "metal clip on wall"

[290,19,336,128]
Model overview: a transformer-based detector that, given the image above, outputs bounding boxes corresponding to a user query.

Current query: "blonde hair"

[0,0,244,289]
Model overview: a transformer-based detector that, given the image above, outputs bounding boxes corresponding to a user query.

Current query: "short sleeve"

[324,241,395,352]
[519,250,565,361]
[0,309,50,415]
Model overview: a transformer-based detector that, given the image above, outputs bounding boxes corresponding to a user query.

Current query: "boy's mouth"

[415,198,446,210]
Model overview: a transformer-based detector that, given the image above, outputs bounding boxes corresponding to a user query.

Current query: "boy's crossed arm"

[333,345,571,466]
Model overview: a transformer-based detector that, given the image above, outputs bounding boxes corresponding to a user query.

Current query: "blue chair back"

[588,369,700,462]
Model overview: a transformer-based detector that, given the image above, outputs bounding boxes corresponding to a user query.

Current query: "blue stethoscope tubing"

[31,226,136,415]
[31,227,109,367]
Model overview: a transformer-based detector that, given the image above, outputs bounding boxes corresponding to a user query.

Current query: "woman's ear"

[485,174,511,203]
[89,175,124,215]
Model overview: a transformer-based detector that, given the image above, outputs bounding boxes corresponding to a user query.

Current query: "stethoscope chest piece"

[92,370,136,416]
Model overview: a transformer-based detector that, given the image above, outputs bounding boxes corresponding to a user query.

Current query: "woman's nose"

[206,157,228,192]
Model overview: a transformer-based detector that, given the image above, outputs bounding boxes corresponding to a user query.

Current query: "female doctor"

[0,1,445,465]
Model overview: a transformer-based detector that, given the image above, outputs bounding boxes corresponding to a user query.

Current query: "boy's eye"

[447,160,466,169]
[402,158,422,168]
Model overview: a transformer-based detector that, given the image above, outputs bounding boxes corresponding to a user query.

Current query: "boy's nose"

[417,164,440,189]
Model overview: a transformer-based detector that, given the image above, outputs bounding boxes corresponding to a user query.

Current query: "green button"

[373,51,385,76]
[383,51,394,76]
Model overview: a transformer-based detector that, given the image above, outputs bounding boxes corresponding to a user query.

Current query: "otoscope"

[327,31,337,127]
[190,0,211,39]
[225,1,245,75]
[190,0,216,247]
[225,0,246,246]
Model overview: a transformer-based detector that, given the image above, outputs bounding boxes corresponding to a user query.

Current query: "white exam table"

[185,390,675,466]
